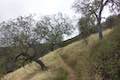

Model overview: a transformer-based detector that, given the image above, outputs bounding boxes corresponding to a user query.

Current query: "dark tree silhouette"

[15,52,47,71]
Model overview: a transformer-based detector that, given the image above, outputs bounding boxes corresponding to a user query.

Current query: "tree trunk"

[15,53,47,71]
[34,59,47,70]
[97,21,103,40]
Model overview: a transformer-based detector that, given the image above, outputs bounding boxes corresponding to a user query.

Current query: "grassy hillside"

[1,25,120,80]
[0,16,119,77]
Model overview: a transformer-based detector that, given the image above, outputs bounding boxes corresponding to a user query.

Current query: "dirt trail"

[58,55,77,80]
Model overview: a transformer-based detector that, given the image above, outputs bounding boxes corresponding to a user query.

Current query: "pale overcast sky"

[0,0,76,22]
[0,0,111,22]
[0,0,111,39]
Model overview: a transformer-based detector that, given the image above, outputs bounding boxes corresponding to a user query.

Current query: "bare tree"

[72,0,120,39]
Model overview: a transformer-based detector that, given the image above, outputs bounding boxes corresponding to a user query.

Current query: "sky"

[0,0,76,22]
[0,0,79,39]
[0,0,111,21]
[0,0,111,39]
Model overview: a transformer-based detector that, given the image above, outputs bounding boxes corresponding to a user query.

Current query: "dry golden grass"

[1,29,112,80]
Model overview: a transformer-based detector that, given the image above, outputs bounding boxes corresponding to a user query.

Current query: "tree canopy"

[72,0,120,39]
[0,13,74,72]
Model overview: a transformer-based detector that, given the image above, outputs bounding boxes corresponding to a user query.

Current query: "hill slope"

[1,26,120,80]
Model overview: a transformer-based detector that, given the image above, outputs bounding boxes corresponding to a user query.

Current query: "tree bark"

[15,53,47,71]
[98,24,103,40]
[34,59,47,70]
[97,18,103,40]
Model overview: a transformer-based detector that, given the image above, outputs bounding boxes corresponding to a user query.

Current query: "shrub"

[90,26,120,80]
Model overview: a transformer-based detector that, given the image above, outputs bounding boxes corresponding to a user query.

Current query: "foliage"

[1,24,120,80]
[0,13,73,76]
[105,14,120,27]
[35,13,73,50]
[72,0,120,39]
[90,26,120,80]
[78,16,96,42]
